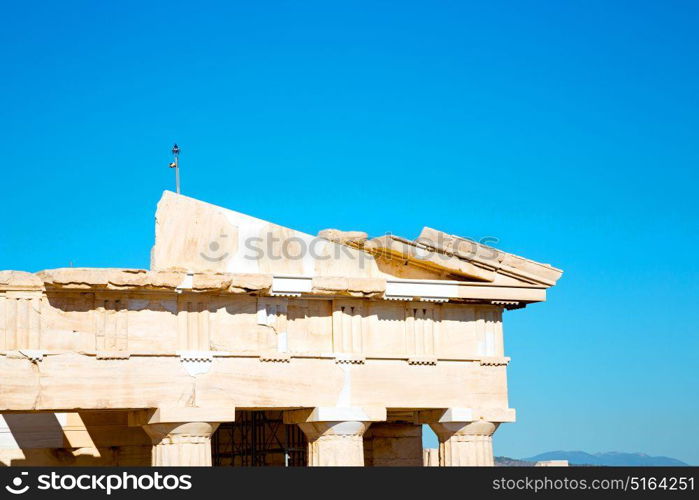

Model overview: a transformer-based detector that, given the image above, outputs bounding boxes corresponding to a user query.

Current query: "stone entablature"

[0,192,562,467]
[0,287,508,360]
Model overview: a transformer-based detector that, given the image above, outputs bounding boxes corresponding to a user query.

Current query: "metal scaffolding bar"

[212,410,307,466]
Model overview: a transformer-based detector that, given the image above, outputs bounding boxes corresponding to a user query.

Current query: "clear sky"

[2,1,698,464]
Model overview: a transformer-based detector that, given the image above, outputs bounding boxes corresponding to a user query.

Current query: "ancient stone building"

[0,192,562,466]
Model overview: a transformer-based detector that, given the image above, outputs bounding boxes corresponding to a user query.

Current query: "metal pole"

[170,143,181,194]
[175,155,180,194]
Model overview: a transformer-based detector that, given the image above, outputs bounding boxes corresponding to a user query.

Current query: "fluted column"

[143,422,219,466]
[298,421,369,466]
[429,420,499,466]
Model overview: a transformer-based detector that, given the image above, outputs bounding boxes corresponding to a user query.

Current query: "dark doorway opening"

[212,410,307,466]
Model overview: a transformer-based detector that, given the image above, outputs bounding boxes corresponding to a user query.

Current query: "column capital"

[283,406,385,466]
[132,407,234,467]
[417,407,515,424]
[142,421,219,443]
[128,407,236,426]
[283,406,386,425]
[298,421,370,441]
[143,422,219,466]
[428,420,500,467]
[296,421,371,466]
[429,420,499,439]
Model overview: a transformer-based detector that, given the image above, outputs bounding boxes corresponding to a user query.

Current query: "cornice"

[0,269,547,305]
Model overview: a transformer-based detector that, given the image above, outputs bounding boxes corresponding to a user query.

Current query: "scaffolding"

[212,411,307,466]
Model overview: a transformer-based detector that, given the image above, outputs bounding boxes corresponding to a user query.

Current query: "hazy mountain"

[522,451,688,466]
[495,456,535,466]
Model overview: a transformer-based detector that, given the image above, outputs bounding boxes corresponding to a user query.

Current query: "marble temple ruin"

[0,191,562,466]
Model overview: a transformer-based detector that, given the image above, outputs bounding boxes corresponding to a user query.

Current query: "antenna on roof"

[169,143,181,194]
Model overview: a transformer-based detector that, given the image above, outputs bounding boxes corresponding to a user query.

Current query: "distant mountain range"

[518,451,689,466]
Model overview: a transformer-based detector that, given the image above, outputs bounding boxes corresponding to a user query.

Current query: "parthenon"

[0,191,562,466]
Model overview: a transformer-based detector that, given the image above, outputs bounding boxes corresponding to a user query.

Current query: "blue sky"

[1,1,698,464]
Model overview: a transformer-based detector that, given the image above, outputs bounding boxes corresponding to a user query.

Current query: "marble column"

[142,422,219,466]
[298,421,369,466]
[429,420,499,466]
